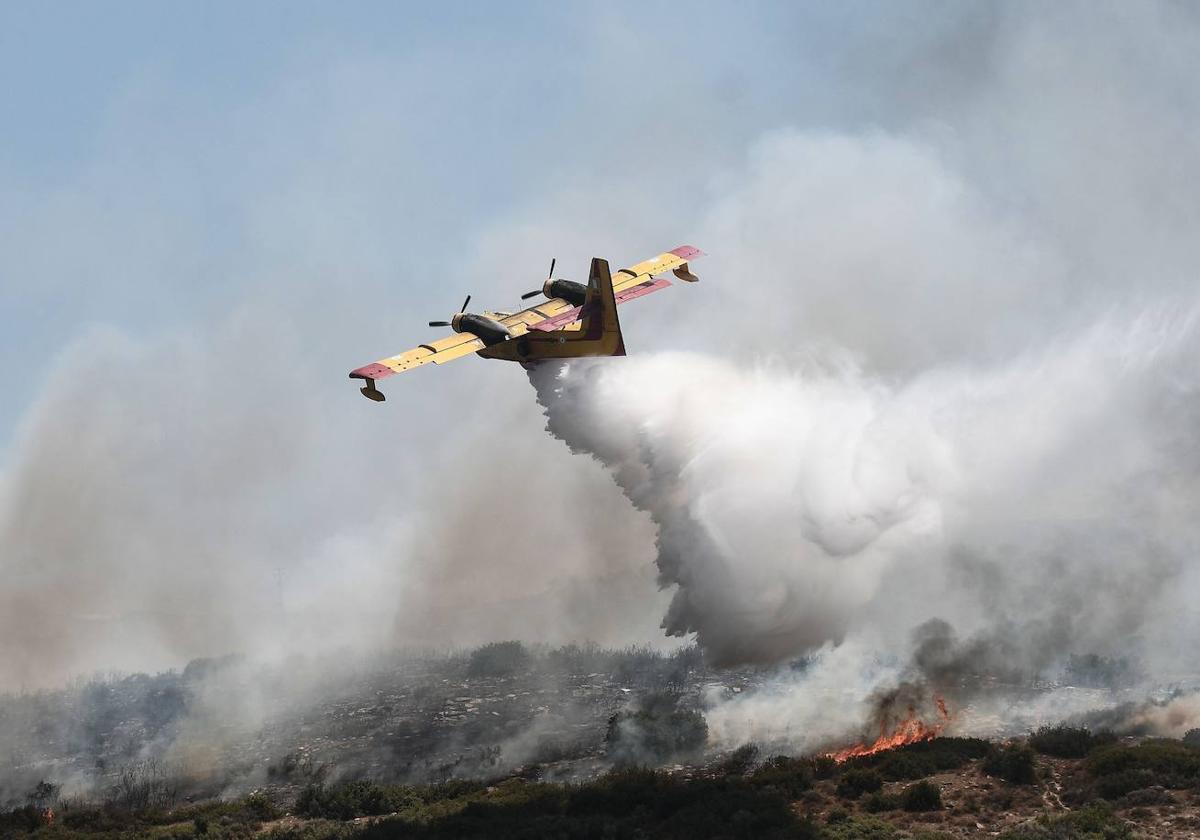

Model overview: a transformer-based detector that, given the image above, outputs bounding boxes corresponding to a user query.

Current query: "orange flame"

[828,696,952,763]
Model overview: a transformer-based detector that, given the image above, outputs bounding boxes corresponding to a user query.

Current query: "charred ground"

[0,643,747,807]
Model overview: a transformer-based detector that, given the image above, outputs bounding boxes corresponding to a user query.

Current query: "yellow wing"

[612,244,703,295]
[505,245,703,333]
[497,297,576,332]
[350,332,484,381]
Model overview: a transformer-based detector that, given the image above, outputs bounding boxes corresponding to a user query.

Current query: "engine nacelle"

[541,278,588,306]
[451,312,512,346]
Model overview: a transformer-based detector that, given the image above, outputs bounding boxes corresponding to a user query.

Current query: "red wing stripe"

[668,245,705,260]
[529,306,583,331]
[615,278,671,303]
[349,363,396,381]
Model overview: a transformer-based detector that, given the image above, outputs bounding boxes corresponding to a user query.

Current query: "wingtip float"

[348,245,704,402]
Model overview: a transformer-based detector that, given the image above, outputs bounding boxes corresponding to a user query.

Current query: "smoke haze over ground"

[4,1,1200,762]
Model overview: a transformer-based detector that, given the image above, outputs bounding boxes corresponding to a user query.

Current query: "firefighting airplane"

[348,245,703,401]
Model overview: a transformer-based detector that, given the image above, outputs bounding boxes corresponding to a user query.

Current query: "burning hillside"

[829,696,952,763]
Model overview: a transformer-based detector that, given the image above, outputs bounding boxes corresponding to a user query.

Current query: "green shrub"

[1086,745,1136,777]
[265,819,350,840]
[997,801,1132,839]
[862,792,900,812]
[424,779,487,802]
[848,737,990,780]
[901,780,942,812]
[566,767,662,818]
[243,792,280,821]
[835,768,883,799]
[0,806,44,834]
[350,769,819,840]
[983,743,1037,784]
[1029,725,1115,758]
[822,814,899,839]
[295,780,418,820]
[873,751,935,781]
[466,641,531,677]
[812,754,838,779]
[1119,785,1173,806]
[1094,768,1156,800]
[9,793,282,840]
[749,755,814,797]
[718,743,759,776]
[1086,739,1200,783]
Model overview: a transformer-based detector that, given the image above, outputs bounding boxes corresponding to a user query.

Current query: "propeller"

[428,294,471,327]
[520,258,556,300]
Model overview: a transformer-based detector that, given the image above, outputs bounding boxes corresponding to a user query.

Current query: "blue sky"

[3,1,802,437]
[1,1,981,439]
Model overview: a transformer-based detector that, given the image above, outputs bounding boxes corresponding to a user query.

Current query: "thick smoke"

[1070,693,1200,739]
[529,304,1200,741]
[504,2,1200,742]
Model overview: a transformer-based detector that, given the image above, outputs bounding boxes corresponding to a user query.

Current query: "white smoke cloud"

[528,302,1200,741]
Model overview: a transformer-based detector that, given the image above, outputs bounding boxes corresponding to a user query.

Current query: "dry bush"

[108,759,177,812]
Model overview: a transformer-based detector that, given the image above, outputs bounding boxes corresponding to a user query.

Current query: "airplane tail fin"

[485,256,628,364]
[579,257,626,356]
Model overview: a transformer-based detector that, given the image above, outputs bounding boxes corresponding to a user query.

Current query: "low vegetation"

[835,768,883,799]
[1083,738,1200,799]
[603,691,708,767]
[846,736,990,780]
[982,742,1038,784]
[1028,724,1115,758]
[899,780,942,812]
[1086,738,1200,779]
[748,755,816,797]
[351,769,817,840]
[821,813,899,839]
[0,793,282,840]
[464,641,532,678]
[293,778,484,821]
[997,802,1133,839]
